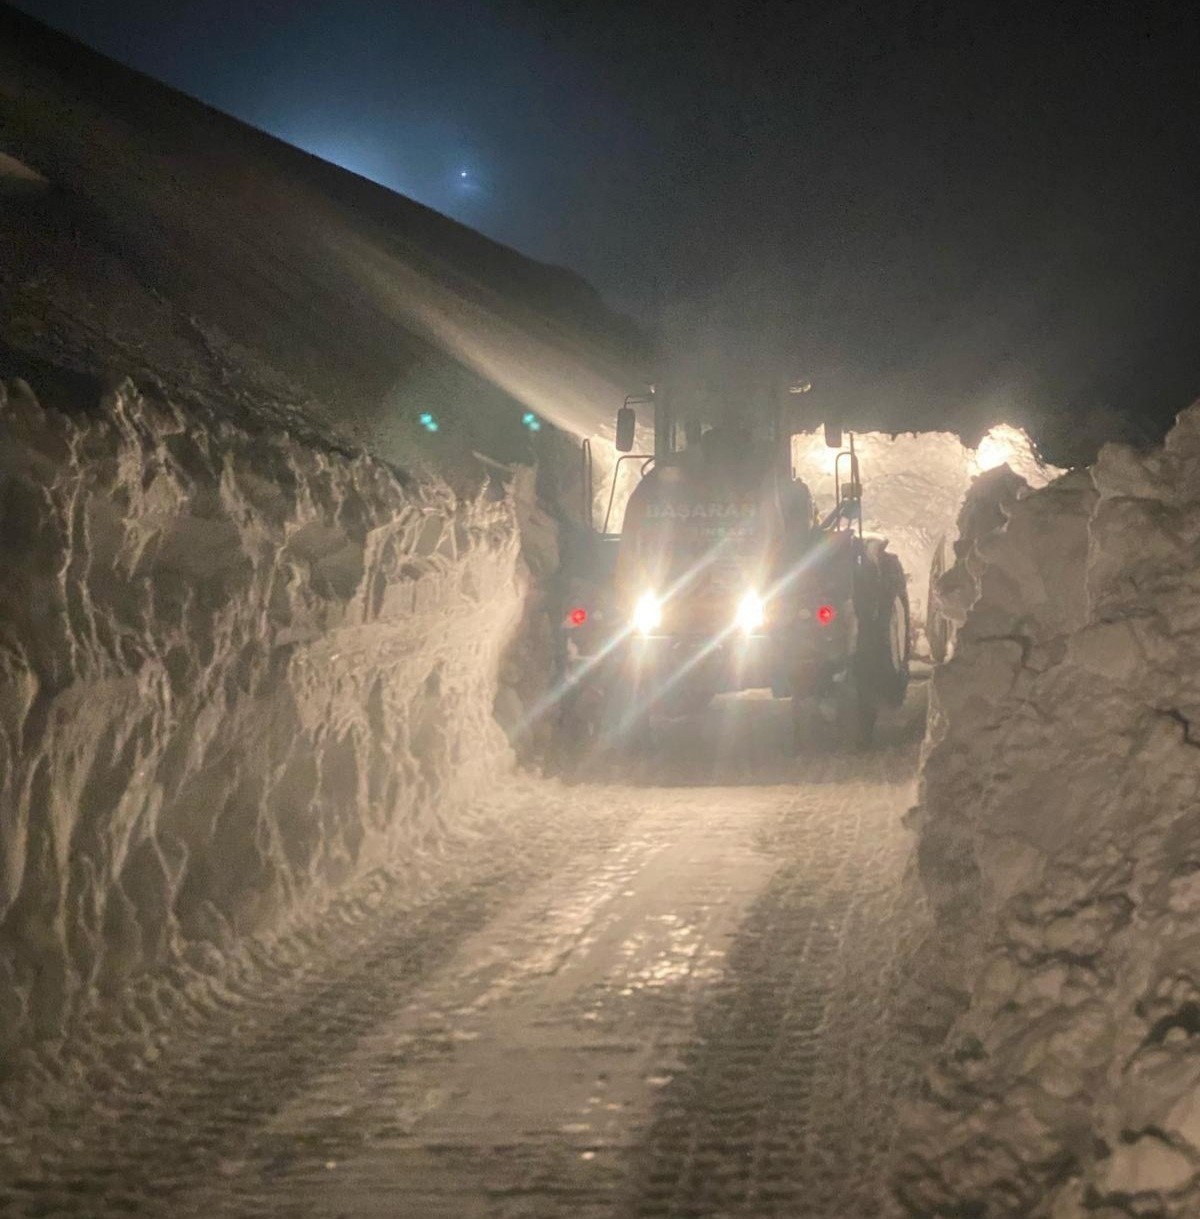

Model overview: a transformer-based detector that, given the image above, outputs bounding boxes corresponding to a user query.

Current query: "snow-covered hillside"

[0,6,650,474]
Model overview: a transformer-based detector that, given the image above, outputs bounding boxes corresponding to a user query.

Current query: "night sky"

[11,0,1200,449]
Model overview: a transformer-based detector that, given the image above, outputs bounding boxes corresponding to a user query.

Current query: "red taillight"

[816,604,836,625]
[568,607,588,627]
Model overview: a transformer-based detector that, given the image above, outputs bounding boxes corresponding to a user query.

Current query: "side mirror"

[615,405,636,452]
[824,421,843,449]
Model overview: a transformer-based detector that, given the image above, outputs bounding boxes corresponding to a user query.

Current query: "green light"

[522,411,542,432]
[418,412,439,433]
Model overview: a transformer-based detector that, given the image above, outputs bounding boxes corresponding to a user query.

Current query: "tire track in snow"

[622,775,919,1218]
[184,787,787,1218]
[0,784,648,1219]
[0,694,927,1219]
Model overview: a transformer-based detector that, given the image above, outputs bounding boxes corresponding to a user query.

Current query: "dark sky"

[8,0,651,272]
[11,0,1200,449]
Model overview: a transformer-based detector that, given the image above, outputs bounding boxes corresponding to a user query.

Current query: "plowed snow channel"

[1,690,929,1219]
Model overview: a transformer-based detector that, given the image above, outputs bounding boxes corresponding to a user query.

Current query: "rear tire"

[857,554,910,711]
[793,679,876,752]
[875,589,911,707]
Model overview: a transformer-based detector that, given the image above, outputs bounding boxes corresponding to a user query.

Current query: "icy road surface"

[1,691,928,1219]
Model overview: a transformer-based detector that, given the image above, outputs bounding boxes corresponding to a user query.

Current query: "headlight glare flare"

[736,590,766,633]
[633,592,663,635]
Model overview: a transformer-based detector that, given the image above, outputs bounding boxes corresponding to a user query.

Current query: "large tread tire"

[600,674,657,753]
[855,553,910,711]
[793,681,875,752]
[875,588,911,708]
[556,679,606,768]
[836,676,878,749]
[557,695,590,760]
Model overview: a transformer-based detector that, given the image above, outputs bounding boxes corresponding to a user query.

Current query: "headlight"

[633,591,663,635]
[735,590,765,633]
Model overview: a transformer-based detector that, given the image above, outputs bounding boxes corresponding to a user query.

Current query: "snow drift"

[0,377,526,1062]
[898,403,1200,1217]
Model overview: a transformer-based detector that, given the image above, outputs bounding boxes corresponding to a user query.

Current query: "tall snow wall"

[0,378,525,1063]
[898,404,1200,1217]
[791,424,1059,628]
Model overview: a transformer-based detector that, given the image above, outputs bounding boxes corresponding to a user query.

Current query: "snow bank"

[791,424,1061,628]
[898,404,1200,1216]
[0,378,524,1064]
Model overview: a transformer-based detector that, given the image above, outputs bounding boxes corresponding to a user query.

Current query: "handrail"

[833,436,864,540]
[602,452,653,535]
[582,438,594,530]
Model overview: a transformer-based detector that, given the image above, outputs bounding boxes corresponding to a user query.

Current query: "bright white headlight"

[736,589,766,633]
[633,591,663,635]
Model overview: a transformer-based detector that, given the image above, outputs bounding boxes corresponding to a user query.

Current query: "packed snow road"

[0,690,928,1219]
